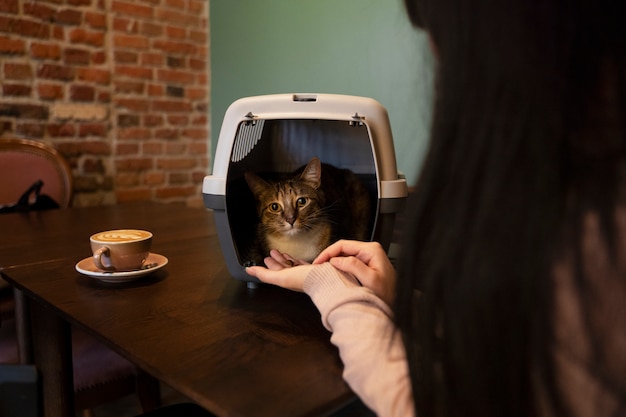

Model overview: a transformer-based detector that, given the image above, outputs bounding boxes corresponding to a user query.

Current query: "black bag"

[0,180,60,214]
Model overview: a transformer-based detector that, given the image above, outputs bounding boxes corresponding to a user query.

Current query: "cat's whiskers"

[302,207,337,227]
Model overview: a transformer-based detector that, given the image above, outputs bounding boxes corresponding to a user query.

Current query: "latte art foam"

[93,229,151,242]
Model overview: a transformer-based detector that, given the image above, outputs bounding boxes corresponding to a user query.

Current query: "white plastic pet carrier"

[203,93,407,284]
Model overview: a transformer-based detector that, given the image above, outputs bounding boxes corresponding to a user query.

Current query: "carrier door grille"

[231,120,265,162]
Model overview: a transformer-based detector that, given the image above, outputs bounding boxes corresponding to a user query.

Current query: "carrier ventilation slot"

[231,119,265,162]
[293,94,317,102]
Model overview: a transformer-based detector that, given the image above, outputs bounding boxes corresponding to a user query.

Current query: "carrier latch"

[349,112,365,126]
[243,112,258,126]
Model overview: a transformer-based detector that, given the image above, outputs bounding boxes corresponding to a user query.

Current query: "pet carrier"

[203,93,407,285]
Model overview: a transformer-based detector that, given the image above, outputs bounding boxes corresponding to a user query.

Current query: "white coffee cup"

[90,229,152,272]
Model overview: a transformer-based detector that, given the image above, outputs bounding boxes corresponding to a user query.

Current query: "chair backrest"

[0,138,73,208]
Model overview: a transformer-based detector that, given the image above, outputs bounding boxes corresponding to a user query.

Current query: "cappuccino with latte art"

[90,229,152,271]
[92,229,152,243]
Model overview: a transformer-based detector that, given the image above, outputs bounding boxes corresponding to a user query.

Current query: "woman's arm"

[246,243,414,416]
[304,263,414,417]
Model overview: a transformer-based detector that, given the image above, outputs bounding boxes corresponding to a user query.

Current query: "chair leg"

[136,370,161,412]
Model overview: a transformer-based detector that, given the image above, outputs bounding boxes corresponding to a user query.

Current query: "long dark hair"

[395,1,625,416]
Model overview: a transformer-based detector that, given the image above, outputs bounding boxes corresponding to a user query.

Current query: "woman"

[247,0,626,416]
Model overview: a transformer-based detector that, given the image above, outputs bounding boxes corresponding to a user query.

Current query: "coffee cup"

[90,229,152,272]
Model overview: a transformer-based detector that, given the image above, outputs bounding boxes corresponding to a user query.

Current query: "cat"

[244,156,371,264]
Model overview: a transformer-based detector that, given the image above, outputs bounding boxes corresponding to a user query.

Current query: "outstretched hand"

[245,249,314,292]
[313,240,396,305]
[246,240,397,306]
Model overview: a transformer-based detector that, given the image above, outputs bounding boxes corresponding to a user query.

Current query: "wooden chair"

[0,138,161,415]
[0,137,73,209]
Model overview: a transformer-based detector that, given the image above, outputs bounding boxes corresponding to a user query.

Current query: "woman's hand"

[246,241,397,305]
[314,240,397,305]
[245,249,314,292]
[262,249,308,270]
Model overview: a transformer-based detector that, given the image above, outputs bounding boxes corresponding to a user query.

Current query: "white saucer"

[75,253,168,283]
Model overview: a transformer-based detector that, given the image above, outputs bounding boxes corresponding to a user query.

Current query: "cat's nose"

[286,216,296,225]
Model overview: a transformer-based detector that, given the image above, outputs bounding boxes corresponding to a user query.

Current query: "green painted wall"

[209,0,434,185]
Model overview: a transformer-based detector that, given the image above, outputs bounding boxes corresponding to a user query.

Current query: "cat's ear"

[244,171,270,196]
[300,157,322,189]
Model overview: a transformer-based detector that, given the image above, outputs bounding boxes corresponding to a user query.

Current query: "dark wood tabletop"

[0,202,355,417]
[0,202,213,268]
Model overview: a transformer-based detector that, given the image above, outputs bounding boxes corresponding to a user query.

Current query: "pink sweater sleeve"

[303,263,415,417]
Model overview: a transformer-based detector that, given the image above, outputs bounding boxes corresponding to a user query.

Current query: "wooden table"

[0,202,355,417]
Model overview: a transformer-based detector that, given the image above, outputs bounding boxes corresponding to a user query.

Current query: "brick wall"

[0,0,209,207]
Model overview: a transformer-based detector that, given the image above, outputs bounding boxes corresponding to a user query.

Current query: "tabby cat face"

[245,158,327,236]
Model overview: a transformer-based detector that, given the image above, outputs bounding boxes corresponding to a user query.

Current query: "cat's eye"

[296,197,307,207]
[269,203,280,212]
